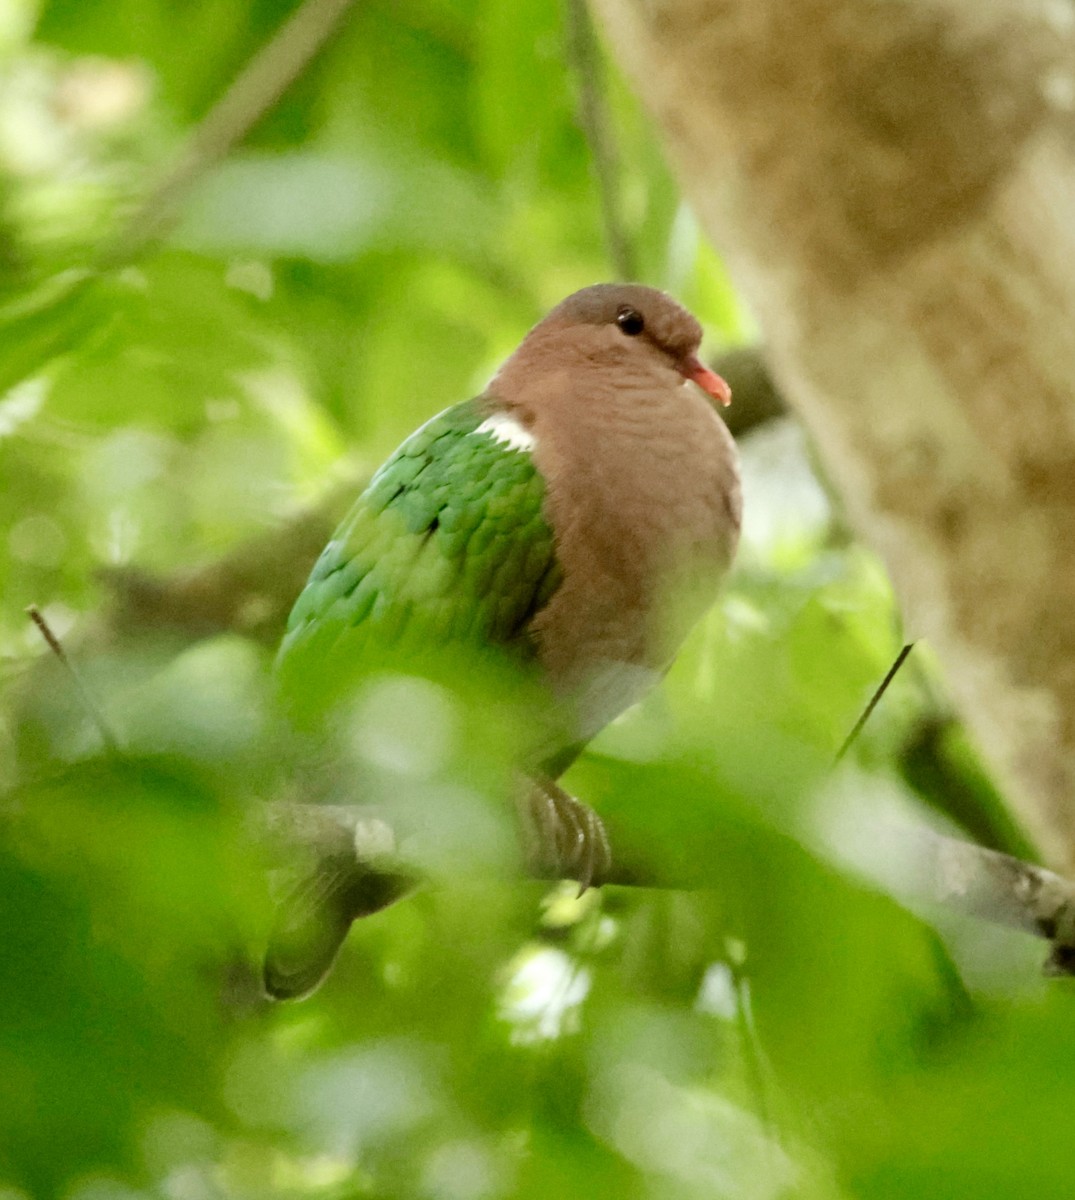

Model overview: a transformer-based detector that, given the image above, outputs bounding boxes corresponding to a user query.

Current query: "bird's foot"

[517,776,612,892]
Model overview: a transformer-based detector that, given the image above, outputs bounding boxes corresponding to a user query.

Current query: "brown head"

[493,284,731,408]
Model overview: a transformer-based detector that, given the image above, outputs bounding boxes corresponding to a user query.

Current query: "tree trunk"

[591,0,1075,867]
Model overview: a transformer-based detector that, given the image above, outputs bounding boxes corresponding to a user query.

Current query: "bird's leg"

[516,775,612,892]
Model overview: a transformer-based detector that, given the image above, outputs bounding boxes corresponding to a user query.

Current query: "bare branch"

[715,347,786,438]
[871,822,1075,973]
[564,0,635,280]
[261,794,1075,982]
[101,0,359,266]
[98,484,351,644]
[26,605,120,753]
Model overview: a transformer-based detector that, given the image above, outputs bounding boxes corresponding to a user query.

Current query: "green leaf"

[0,270,108,397]
[46,254,269,431]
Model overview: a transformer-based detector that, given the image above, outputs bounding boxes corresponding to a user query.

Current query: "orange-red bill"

[680,355,732,406]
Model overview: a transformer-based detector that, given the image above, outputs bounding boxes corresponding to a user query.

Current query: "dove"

[267,284,741,998]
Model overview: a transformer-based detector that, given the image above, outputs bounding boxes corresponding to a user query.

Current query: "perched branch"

[909,829,1075,972]
[262,794,1075,978]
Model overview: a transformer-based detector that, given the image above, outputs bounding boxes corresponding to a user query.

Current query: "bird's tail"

[264,851,409,1001]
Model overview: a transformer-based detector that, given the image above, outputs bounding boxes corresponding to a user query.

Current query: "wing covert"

[276,400,560,708]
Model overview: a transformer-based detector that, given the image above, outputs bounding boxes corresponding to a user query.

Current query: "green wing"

[276,398,561,713]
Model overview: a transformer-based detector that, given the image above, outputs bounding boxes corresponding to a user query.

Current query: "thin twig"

[730,958,776,1140]
[26,605,121,753]
[563,0,635,280]
[99,0,359,267]
[834,642,915,763]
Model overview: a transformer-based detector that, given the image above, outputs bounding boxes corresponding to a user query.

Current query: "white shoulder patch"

[475,411,536,453]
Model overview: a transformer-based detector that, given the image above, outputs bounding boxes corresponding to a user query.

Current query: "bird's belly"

[530,389,740,750]
[533,535,729,741]
[567,657,664,743]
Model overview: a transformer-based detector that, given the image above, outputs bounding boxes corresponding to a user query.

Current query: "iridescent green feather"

[276,399,561,717]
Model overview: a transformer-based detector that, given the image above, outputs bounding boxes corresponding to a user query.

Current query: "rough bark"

[592,0,1075,868]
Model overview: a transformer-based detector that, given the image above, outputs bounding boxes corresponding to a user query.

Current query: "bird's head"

[500,283,731,407]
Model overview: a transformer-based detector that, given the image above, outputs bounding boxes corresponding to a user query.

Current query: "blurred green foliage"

[0,0,1065,1197]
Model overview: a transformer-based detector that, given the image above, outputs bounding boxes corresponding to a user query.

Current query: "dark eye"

[616,306,645,336]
